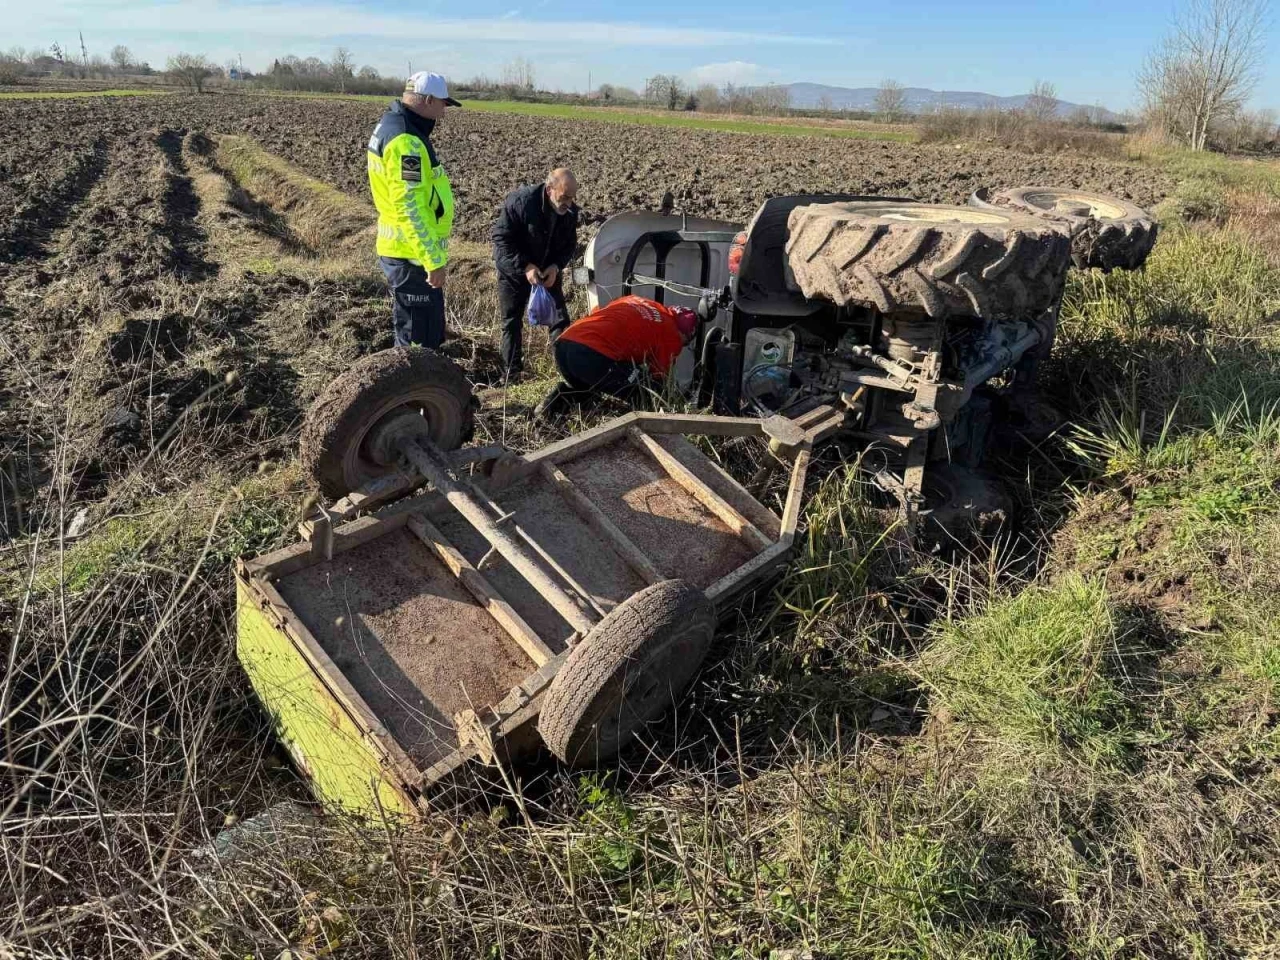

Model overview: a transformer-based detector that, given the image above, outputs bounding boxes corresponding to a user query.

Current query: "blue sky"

[5,0,1277,111]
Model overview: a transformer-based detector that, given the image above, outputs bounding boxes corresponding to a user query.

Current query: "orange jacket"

[557,296,686,377]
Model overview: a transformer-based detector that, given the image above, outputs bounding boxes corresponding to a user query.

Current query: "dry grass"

[916,110,1127,159]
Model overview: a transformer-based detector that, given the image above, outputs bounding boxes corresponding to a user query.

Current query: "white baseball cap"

[404,71,461,106]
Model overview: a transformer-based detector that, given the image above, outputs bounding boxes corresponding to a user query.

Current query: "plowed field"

[0,92,1172,527]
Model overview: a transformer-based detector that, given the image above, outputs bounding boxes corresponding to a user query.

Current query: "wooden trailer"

[236,406,839,818]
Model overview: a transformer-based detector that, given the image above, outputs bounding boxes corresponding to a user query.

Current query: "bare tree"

[874,78,908,122]
[358,65,380,80]
[1025,80,1059,122]
[751,84,791,115]
[694,83,722,112]
[331,46,353,92]
[109,44,133,71]
[1138,0,1269,150]
[644,74,685,110]
[817,94,834,113]
[501,57,536,93]
[166,52,214,93]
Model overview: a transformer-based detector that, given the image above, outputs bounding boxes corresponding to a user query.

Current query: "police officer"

[367,71,460,348]
[491,169,579,377]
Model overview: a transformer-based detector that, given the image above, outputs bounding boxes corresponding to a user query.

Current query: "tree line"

[0,42,154,85]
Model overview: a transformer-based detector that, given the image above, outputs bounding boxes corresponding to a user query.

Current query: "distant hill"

[784,82,1119,121]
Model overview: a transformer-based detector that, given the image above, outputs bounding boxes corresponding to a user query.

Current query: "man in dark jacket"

[491,169,579,376]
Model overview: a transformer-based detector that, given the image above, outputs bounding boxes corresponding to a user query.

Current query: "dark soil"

[0,94,1173,247]
[0,92,1172,543]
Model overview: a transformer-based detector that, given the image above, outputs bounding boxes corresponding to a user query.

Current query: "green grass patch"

[460,99,914,141]
[919,575,1142,764]
[1063,222,1280,342]
[0,88,169,99]
[231,90,913,141]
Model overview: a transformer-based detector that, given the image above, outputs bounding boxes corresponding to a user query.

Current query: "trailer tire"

[539,580,715,767]
[300,347,475,500]
[970,186,1157,272]
[785,201,1072,321]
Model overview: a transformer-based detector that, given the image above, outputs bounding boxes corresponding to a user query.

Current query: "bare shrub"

[166,52,215,93]
[917,107,1125,158]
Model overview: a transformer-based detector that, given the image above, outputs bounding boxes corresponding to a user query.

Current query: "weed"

[918,575,1143,765]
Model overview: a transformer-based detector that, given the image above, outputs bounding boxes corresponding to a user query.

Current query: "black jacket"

[491,183,578,281]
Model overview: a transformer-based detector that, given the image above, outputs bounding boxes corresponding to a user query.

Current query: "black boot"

[534,382,576,421]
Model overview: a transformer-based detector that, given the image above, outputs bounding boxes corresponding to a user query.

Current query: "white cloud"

[17,1,841,49]
[500,9,521,19]
[688,61,776,87]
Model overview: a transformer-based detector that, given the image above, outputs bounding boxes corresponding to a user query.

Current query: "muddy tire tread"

[538,580,715,767]
[786,202,1071,319]
[982,186,1157,272]
[300,347,474,500]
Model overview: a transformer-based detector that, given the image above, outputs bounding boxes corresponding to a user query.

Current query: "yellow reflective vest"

[367,101,455,270]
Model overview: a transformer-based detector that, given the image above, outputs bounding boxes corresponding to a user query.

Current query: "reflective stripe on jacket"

[367,100,454,270]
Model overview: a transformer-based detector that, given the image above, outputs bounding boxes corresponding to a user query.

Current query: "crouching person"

[534,296,697,419]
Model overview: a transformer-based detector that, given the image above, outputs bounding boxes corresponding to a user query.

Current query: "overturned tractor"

[234,186,1156,816]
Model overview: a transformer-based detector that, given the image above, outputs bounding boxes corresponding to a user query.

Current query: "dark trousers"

[497,272,569,373]
[554,338,641,399]
[380,257,445,349]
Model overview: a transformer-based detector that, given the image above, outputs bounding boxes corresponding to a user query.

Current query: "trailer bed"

[236,412,815,817]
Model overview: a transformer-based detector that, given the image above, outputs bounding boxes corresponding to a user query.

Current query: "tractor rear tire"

[785,201,1072,321]
[300,347,474,500]
[538,580,715,767]
[970,186,1157,272]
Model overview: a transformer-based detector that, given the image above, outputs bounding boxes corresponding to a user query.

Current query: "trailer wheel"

[539,580,715,767]
[970,186,1157,272]
[300,347,474,500]
[785,201,1072,321]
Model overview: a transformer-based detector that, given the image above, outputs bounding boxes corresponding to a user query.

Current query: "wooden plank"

[300,446,511,536]
[779,445,812,544]
[247,512,412,580]
[405,512,555,667]
[236,581,420,817]
[540,462,663,585]
[246,575,422,787]
[705,540,793,605]
[634,412,766,438]
[524,413,639,467]
[626,427,772,552]
[654,434,782,540]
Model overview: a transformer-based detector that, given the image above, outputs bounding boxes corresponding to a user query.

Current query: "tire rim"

[1019,191,1129,220]
[844,204,1012,225]
[340,390,462,491]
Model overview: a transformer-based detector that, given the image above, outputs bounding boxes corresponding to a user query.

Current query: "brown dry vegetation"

[2,94,1277,959]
